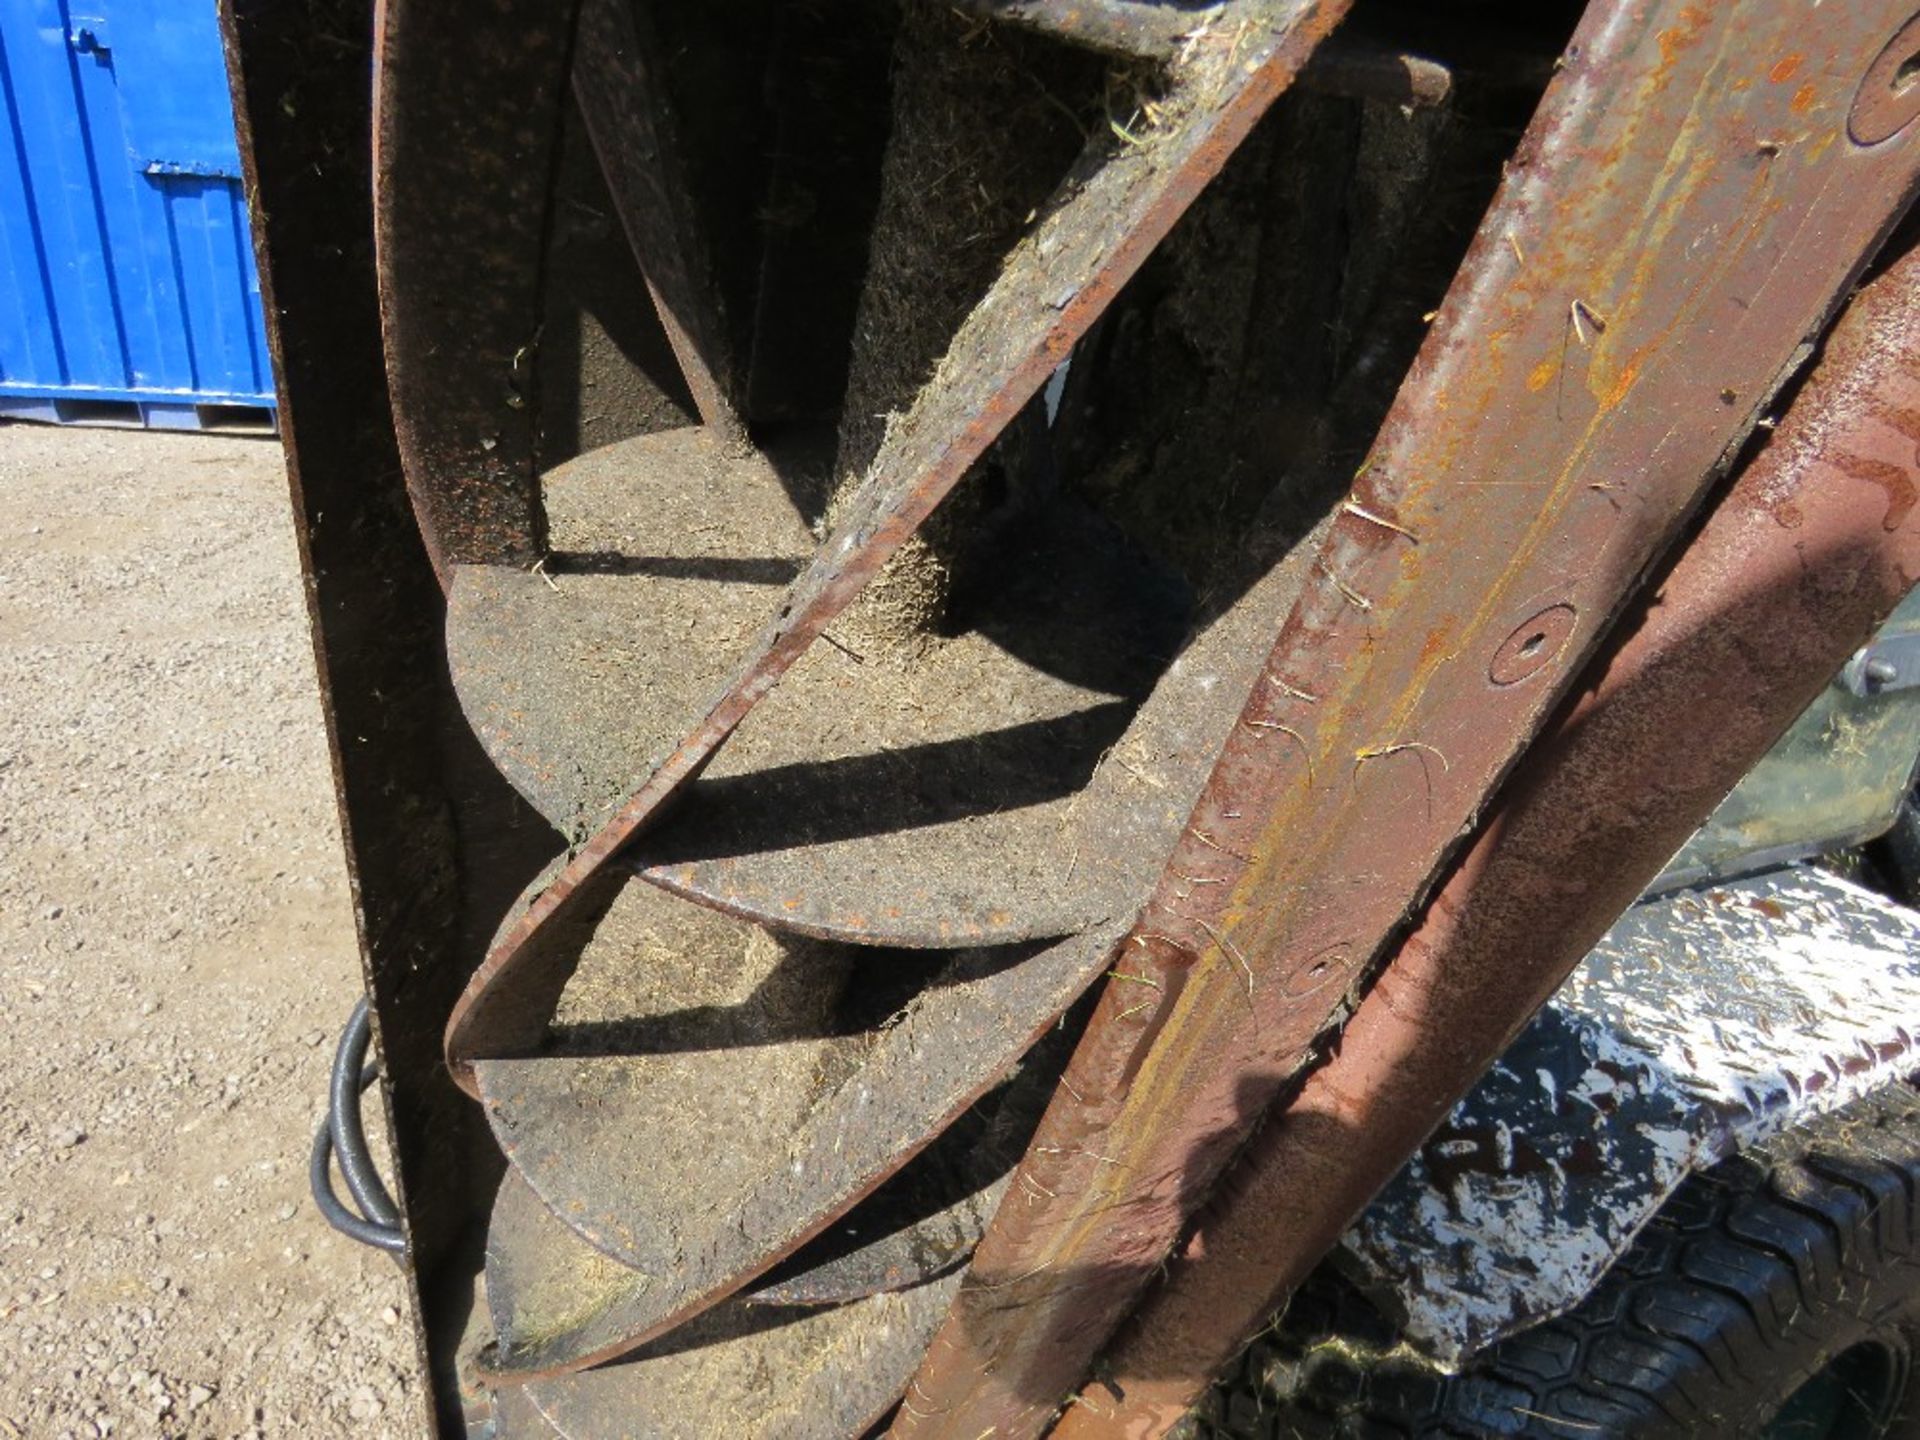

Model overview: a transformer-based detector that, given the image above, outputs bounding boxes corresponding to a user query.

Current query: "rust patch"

[1655,5,1713,74]
[895,4,1920,1436]
[1833,449,1920,531]
[1046,232,1920,1440]
[1604,358,1642,410]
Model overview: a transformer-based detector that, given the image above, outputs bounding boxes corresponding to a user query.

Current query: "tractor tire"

[1197,1083,1920,1439]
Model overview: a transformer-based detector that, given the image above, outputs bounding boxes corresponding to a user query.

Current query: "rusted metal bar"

[571,0,742,439]
[1299,41,1450,109]
[893,5,1920,1435]
[219,0,508,1424]
[956,1,1450,110]
[372,0,570,577]
[441,0,1354,1091]
[950,0,1206,61]
[1050,233,1920,1440]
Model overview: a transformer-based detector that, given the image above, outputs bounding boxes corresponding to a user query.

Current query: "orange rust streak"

[1605,358,1641,410]
[906,7,1920,1440]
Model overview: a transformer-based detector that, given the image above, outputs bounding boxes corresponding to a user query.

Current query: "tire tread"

[1197,1084,1920,1438]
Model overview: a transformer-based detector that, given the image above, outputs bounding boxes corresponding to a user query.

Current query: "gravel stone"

[0,428,420,1436]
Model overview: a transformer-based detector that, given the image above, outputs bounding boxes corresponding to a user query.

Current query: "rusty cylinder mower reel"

[233,0,1920,1435]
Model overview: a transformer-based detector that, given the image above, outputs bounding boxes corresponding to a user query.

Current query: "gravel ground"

[0,424,423,1437]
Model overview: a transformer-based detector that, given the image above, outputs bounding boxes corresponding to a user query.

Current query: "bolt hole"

[1894,51,1920,95]
[1518,632,1547,658]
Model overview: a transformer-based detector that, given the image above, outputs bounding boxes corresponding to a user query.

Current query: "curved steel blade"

[442,0,1357,1089]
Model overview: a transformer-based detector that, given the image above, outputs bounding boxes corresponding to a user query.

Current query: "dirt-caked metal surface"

[955,1,1449,113]
[895,6,1920,1435]
[1047,237,1920,1436]
[448,428,815,839]
[745,1170,1009,1311]
[441,0,1354,1088]
[739,999,1083,1310]
[475,907,1128,1376]
[953,0,1213,61]
[451,430,1204,935]
[469,492,1194,940]
[598,476,1331,955]
[488,1385,548,1439]
[481,1128,990,1377]
[742,1215,998,1314]
[570,0,740,439]
[372,0,568,577]
[631,508,1320,947]
[473,870,1068,1355]
[483,1170,961,1438]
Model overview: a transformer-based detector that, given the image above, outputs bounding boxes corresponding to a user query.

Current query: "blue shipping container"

[0,0,274,429]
